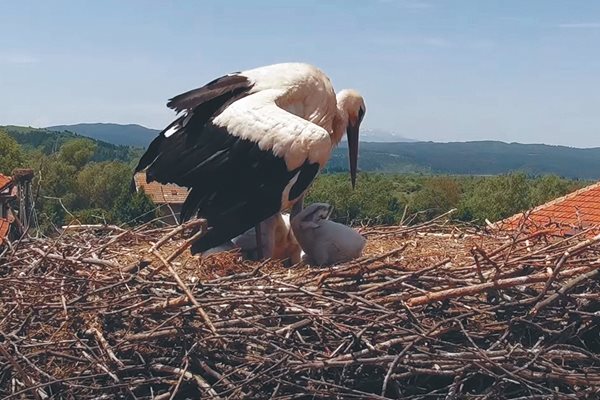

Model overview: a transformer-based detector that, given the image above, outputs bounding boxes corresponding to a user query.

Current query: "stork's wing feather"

[167,74,251,113]
[135,73,253,175]
[136,88,330,252]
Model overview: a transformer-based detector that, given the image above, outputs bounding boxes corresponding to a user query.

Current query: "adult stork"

[135,62,366,254]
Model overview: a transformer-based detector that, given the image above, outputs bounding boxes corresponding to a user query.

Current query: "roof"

[0,174,12,192]
[133,172,189,205]
[0,216,12,245]
[498,181,600,235]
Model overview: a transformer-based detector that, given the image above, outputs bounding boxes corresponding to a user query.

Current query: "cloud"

[558,22,600,29]
[0,54,40,64]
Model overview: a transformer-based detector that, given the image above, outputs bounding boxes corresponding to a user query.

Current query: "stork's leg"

[290,194,305,220]
[255,223,263,259]
[255,215,278,260]
[260,216,277,259]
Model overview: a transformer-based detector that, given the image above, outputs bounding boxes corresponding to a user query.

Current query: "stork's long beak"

[346,122,360,189]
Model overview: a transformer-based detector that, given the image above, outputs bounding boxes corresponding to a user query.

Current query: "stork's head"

[294,203,334,231]
[337,89,366,189]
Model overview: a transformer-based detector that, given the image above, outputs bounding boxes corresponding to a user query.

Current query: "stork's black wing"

[135,74,321,253]
[135,73,253,176]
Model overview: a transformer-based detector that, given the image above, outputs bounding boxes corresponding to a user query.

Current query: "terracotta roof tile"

[498,182,600,235]
[133,172,189,205]
[0,217,11,245]
[0,174,12,192]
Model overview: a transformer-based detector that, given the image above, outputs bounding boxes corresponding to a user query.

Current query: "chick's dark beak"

[346,122,360,189]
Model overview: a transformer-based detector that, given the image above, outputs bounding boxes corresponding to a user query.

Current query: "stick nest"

[2,217,600,399]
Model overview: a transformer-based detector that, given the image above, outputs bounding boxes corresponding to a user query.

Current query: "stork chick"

[291,203,366,266]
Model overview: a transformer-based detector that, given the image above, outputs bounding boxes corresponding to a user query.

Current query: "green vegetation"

[47,123,159,148]
[0,131,26,173]
[0,127,155,232]
[328,141,600,179]
[0,125,592,233]
[307,172,588,226]
[1,125,143,165]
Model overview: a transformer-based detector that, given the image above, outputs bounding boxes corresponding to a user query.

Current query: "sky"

[1,0,600,147]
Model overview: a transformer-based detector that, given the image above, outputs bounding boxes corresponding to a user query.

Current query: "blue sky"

[1,0,600,147]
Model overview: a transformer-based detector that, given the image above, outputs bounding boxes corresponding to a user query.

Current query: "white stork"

[135,62,366,254]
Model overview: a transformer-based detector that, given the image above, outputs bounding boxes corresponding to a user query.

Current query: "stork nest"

[2,215,600,399]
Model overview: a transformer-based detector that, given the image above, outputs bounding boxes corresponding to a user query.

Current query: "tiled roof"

[498,182,600,235]
[0,174,12,192]
[133,172,189,205]
[0,217,12,245]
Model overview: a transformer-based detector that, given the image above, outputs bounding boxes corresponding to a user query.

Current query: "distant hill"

[10,122,600,180]
[360,129,417,142]
[1,125,143,164]
[48,124,413,147]
[47,123,160,148]
[328,140,600,180]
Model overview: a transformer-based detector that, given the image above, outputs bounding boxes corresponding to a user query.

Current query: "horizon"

[2,1,600,147]
[7,122,600,150]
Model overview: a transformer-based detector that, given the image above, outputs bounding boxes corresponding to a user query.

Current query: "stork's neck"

[331,103,349,146]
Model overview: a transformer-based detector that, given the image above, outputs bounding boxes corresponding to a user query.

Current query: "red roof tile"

[0,217,11,245]
[0,174,12,192]
[498,182,600,235]
[133,172,189,205]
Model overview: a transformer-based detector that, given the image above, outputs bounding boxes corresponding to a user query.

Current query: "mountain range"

[46,124,417,148]
[1,125,142,164]
[327,141,600,179]
[47,123,160,148]
[3,123,600,180]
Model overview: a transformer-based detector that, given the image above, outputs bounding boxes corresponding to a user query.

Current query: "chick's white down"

[291,203,366,266]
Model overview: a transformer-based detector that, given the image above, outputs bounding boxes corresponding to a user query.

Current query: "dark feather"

[135,72,321,253]
[135,75,253,177]
[167,74,250,113]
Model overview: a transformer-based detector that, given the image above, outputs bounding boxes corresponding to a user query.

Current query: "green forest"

[328,141,600,179]
[0,126,589,233]
[0,127,154,231]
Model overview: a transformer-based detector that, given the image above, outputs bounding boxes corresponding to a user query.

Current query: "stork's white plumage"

[135,62,366,254]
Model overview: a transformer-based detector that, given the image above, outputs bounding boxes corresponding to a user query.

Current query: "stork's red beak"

[346,122,360,189]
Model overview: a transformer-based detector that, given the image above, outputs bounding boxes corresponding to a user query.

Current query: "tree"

[58,139,96,169]
[76,161,131,209]
[410,176,462,221]
[0,129,25,174]
[112,190,156,226]
[461,172,531,223]
[529,175,577,207]
[306,173,404,225]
